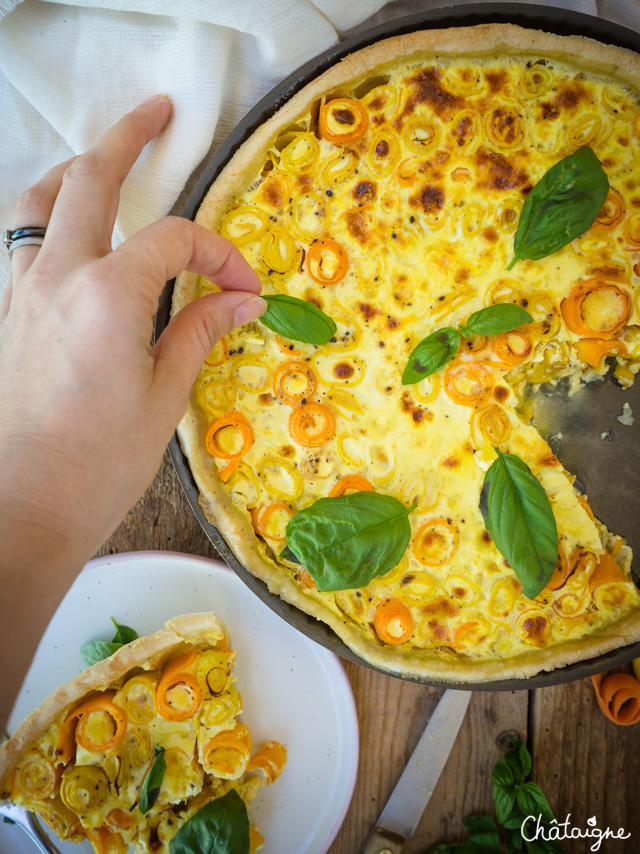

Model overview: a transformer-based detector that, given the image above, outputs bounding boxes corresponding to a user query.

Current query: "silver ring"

[3,227,47,260]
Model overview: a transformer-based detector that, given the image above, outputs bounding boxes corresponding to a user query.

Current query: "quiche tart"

[0,612,286,853]
[172,24,640,683]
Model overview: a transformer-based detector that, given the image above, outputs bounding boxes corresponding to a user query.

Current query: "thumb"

[152,289,266,412]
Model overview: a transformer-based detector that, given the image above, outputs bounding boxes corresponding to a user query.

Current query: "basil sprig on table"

[169,789,250,854]
[432,738,562,854]
[281,492,416,592]
[507,146,609,270]
[260,294,337,345]
[139,745,166,815]
[480,449,558,599]
[80,617,138,666]
[402,304,532,385]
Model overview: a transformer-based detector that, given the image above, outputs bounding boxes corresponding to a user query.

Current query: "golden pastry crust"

[172,23,640,682]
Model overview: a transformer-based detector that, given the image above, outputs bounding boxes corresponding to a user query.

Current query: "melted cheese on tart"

[183,47,640,669]
[4,633,284,854]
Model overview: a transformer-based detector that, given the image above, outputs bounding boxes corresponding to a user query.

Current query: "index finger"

[105,216,262,305]
[43,95,172,263]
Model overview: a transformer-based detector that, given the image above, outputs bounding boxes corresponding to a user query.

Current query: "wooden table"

[97,453,639,853]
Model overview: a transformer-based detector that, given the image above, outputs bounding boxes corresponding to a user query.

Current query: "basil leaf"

[260,294,337,345]
[459,304,532,338]
[516,740,532,778]
[502,807,528,830]
[463,815,500,848]
[80,641,123,666]
[523,782,554,824]
[493,784,516,825]
[506,828,524,852]
[516,786,540,820]
[139,745,166,814]
[110,617,138,645]
[507,146,609,269]
[492,758,516,790]
[169,789,250,854]
[285,492,415,592]
[279,545,300,564]
[402,327,460,385]
[80,617,139,666]
[480,450,558,599]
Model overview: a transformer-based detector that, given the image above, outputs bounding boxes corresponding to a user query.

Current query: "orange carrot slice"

[272,361,317,405]
[329,475,374,497]
[374,598,413,645]
[205,411,254,481]
[319,98,369,145]
[289,402,336,447]
[306,239,349,286]
[155,650,202,722]
[560,279,630,339]
[592,672,640,725]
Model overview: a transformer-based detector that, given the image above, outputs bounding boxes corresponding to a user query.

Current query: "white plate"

[2,551,358,854]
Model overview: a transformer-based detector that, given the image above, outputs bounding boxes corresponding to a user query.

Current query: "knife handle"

[360,826,405,854]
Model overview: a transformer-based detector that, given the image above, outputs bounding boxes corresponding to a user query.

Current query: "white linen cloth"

[1,0,640,293]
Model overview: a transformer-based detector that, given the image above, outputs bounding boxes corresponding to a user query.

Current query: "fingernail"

[141,93,170,106]
[234,296,267,327]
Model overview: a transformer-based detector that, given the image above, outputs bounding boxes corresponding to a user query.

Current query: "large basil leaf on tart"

[172,23,640,683]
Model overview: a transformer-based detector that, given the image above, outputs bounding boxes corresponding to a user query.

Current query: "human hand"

[0,95,265,723]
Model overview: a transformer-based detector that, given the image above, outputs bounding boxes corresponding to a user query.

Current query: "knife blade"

[360,689,472,854]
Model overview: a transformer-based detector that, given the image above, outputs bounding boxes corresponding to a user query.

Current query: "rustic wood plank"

[530,679,638,854]
[95,452,218,559]
[328,678,528,854]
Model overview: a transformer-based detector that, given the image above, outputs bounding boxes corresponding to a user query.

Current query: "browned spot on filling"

[257,393,274,405]
[387,316,399,330]
[280,444,295,458]
[358,302,378,321]
[401,392,414,413]
[375,139,389,157]
[455,114,474,146]
[403,67,462,118]
[523,616,548,643]
[540,80,589,120]
[538,452,560,467]
[494,386,509,403]
[455,267,470,283]
[483,226,498,242]
[475,148,528,191]
[485,69,507,93]
[426,619,447,640]
[454,587,467,598]
[482,530,492,543]
[410,183,445,213]
[346,210,369,245]
[353,180,376,203]
[334,362,355,380]
[304,289,323,309]
[369,96,385,110]
[401,574,415,585]
[422,599,457,617]
[490,108,518,144]
[442,456,459,468]
[334,108,355,124]
[262,178,285,208]
[540,102,560,120]
[298,174,312,189]
[413,409,424,423]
